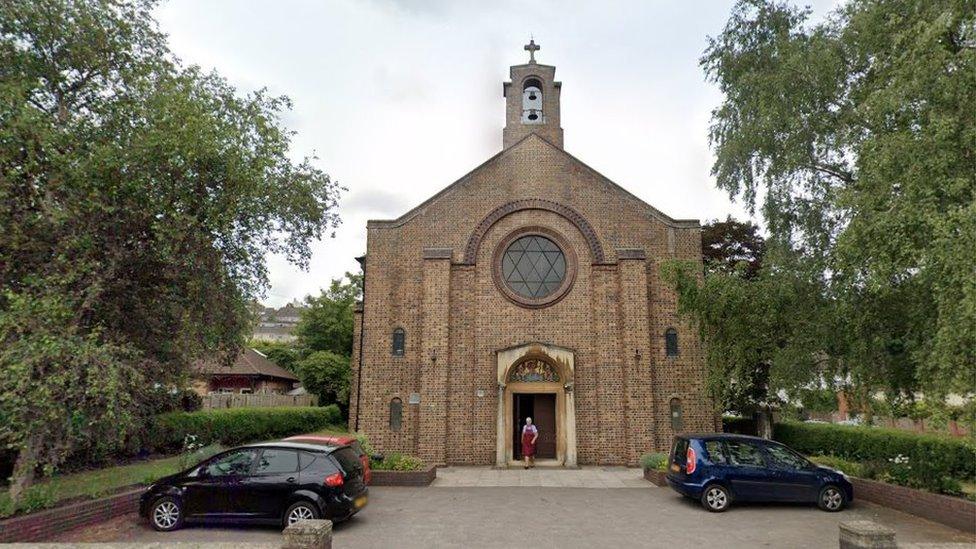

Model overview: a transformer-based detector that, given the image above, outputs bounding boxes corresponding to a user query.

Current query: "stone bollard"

[839,520,897,549]
[282,518,334,549]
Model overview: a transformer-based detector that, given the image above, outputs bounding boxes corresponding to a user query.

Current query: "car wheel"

[149,496,184,532]
[701,483,731,512]
[818,485,846,512]
[283,500,320,528]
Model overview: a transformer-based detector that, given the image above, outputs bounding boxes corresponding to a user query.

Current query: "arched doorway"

[495,343,577,467]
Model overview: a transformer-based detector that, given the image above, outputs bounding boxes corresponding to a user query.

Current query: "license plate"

[670,464,680,472]
[354,496,367,509]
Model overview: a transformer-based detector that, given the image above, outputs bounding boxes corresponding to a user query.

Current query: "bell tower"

[503,39,563,149]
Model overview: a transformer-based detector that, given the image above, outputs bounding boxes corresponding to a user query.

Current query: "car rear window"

[350,441,364,456]
[331,447,363,475]
[298,451,317,470]
[671,437,688,466]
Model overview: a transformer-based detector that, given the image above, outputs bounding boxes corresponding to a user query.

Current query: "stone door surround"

[495,342,577,468]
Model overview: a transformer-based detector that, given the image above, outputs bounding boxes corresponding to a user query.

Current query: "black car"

[139,441,368,531]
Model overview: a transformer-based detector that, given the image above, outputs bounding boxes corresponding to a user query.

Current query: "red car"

[283,435,374,485]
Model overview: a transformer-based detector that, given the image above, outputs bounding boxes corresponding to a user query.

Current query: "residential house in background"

[192,348,300,395]
[251,301,306,342]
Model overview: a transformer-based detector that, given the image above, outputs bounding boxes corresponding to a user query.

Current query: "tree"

[294,273,362,356]
[701,217,766,278]
[0,0,341,502]
[251,273,362,413]
[663,259,832,437]
[702,0,974,396]
[295,351,351,414]
[250,340,302,374]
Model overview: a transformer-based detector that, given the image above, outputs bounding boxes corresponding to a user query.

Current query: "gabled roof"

[367,133,700,230]
[193,348,299,381]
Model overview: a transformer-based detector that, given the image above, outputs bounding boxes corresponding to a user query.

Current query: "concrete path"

[433,466,647,488]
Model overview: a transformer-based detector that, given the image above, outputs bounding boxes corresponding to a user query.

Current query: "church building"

[349,41,716,467]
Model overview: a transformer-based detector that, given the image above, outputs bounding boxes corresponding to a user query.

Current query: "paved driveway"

[56,468,974,548]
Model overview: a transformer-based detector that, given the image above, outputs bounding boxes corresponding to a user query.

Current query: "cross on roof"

[524,39,540,63]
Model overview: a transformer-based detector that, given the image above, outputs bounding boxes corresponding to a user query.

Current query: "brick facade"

[349,52,715,467]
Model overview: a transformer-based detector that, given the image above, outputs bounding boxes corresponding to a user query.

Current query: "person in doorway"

[522,417,539,469]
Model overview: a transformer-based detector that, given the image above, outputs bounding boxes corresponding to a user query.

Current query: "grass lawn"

[961,480,976,500]
[0,445,223,519]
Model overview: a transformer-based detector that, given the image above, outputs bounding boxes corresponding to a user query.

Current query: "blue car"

[665,433,853,513]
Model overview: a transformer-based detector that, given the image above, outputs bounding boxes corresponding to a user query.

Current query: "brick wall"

[0,486,143,543]
[351,130,712,467]
[851,477,976,534]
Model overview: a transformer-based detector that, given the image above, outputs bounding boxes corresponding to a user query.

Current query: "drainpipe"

[354,254,366,432]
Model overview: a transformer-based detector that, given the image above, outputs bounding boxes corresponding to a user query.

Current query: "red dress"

[521,425,538,457]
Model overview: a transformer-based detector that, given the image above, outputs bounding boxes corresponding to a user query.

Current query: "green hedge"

[774,421,976,481]
[722,415,757,435]
[148,405,342,454]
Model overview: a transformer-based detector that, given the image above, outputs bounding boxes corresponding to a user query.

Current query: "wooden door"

[534,394,556,459]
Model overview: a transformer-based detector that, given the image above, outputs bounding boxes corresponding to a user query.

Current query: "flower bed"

[643,468,668,487]
[371,465,437,486]
[640,452,669,486]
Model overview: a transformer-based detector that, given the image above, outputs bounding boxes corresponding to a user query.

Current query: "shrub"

[774,421,976,493]
[640,453,669,471]
[0,484,56,517]
[372,452,424,471]
[179,390,203,412]
[353,432,375,457]
[722,415,757,435]
[808,455,864,478]
[147,405,342,454]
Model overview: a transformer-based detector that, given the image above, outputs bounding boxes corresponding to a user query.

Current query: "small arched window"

[665,328,679,357]
[392,328,405,356]
[522,78,543,123]
[389,398,403,431]
[670,398,683,432]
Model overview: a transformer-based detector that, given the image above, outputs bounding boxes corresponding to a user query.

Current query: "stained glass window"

[502,235,566,299]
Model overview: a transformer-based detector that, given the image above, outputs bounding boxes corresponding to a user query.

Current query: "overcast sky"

[155,0,838,307]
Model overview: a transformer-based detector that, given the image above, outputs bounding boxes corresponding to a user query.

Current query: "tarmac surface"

[55,467,976,548]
